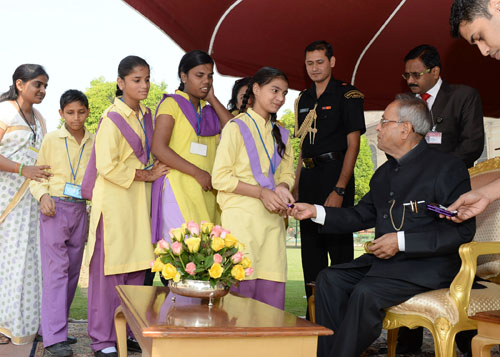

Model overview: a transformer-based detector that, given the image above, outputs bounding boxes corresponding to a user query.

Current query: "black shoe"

[45,342,73,357]
[94,351,118,357]
[127,337,142,353]
[378,345,422,354]
[35,334,77,344]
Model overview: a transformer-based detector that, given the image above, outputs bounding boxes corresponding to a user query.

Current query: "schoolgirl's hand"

[40,194,56,216]
[259,188,288,213]
[194,169,213,191]
[275,185,295,205]
[149,160,170,181]
[22,165,51,182]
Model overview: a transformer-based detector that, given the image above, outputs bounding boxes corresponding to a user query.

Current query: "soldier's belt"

[302,151,343,169]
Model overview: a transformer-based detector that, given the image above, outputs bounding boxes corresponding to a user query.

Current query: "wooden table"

[114,285,332,357]
[470,310,500,357]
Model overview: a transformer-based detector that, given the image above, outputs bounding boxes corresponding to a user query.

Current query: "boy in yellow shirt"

[30,89,94,357]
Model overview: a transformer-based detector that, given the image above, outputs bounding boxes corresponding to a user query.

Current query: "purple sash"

[150,93,221,243]
[81,109,153,200]
[153,93,220,136]
[232,118,289,190]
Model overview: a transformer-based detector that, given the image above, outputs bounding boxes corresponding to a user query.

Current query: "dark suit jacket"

[321,140,476,289]
[427,81,484,168]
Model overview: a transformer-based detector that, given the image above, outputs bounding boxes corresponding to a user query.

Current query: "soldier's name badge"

[26,146,39,160]
[425,131,442,144]
[190,142,207,156]
[63,183,83,199]
[299,108,309,113]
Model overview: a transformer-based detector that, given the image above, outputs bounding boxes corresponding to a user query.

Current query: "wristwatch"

[333,186,345,196]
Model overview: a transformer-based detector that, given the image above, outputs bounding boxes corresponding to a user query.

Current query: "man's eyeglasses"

[401,68,431,80]
[379,119,402,127]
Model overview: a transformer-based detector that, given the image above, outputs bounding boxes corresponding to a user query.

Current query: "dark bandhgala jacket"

[321,140,476,290]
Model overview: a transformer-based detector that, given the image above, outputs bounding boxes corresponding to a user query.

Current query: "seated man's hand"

[289,203,316,220]
[369,233,399,259]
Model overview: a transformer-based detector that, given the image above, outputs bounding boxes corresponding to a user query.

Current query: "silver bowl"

[168,280,229,305]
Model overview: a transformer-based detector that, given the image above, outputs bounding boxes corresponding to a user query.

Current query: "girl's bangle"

[19,163,25,176]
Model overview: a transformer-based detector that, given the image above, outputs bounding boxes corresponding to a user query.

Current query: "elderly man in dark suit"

[290,94,476,357]
[403,44,484,168]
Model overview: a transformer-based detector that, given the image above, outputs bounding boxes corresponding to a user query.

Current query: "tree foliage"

[279,109,374,204]
[60,77,168,133]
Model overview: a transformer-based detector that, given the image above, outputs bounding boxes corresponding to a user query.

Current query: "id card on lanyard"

[189,100,208,156]
[64,138,85,199]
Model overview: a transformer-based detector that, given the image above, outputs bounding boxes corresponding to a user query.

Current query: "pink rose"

[159,240,170,250]
[231,251,243,264]
[245,267,254,277]
[185,262,196,276]
[220,229,230,238]
[171,241,183,256]
[213,253,223,264]
[211,225,223,238]
[186,220,200,236]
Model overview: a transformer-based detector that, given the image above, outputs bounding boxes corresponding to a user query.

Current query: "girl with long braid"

[212,67,295,309]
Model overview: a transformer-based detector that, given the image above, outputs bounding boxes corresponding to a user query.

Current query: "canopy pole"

[208,0,243,55]
[351,0,407,85]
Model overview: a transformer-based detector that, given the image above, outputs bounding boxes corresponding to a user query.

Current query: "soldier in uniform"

[293,40,366,319]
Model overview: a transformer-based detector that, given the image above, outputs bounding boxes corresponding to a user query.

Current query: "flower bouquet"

[151,221,253,296]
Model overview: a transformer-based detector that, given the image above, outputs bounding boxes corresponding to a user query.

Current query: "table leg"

[471,335,498,357]
[114,305,127,357]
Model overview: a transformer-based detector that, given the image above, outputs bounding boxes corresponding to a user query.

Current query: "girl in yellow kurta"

[212,67,295,309]
[151,50,232,244]
[85,56,168,355]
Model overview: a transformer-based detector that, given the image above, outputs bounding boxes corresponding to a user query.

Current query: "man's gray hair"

[395,94,432,135]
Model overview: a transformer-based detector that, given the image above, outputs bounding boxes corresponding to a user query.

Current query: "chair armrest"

[449,241,500,321]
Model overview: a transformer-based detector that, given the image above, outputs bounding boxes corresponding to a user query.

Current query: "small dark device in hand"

[426,203,458,217]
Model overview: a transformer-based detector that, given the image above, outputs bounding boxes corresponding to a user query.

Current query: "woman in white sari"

[0,64,51,345]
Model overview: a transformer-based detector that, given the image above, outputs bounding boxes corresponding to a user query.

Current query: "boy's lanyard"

[65,138,86,183]
[246,112,276,174]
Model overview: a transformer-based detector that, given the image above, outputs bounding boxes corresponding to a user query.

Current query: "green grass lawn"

[69,246,365,320]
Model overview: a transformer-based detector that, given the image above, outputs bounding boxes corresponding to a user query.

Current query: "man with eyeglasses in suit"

[398,43,485,355]
[403,44,484,169]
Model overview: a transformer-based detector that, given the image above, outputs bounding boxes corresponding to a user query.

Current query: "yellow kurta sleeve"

[95,116,136,189]
[29,133,51,201]
[275,139,295,190]
[212,122,241,193]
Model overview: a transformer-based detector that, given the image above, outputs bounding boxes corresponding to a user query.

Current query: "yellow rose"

[173,272,181,283]
[151,258,164,272]
[201,221,214,234]
[154,245,165,255]
[162,263,178,280]
[169,228,184,242]
[224,233,238,248]
[211,237,225,252]
[185,237,201,253]
[241,257,252,269]
[236,241,246,252]
[208,263,223,279]
[231,264,245,281]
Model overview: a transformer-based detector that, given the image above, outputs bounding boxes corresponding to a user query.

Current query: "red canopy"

[125,0,500,117]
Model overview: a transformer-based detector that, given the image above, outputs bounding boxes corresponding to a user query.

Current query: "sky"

[0,0,298,131]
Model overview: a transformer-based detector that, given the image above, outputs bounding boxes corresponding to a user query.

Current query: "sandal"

[0,334,10,344]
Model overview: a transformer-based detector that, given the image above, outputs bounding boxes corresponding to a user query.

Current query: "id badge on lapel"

[425,131,442,144]
[63,183,83,199]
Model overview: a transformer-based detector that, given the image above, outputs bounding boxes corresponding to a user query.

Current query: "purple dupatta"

[232,118,289,190]
[81,109,153,200]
